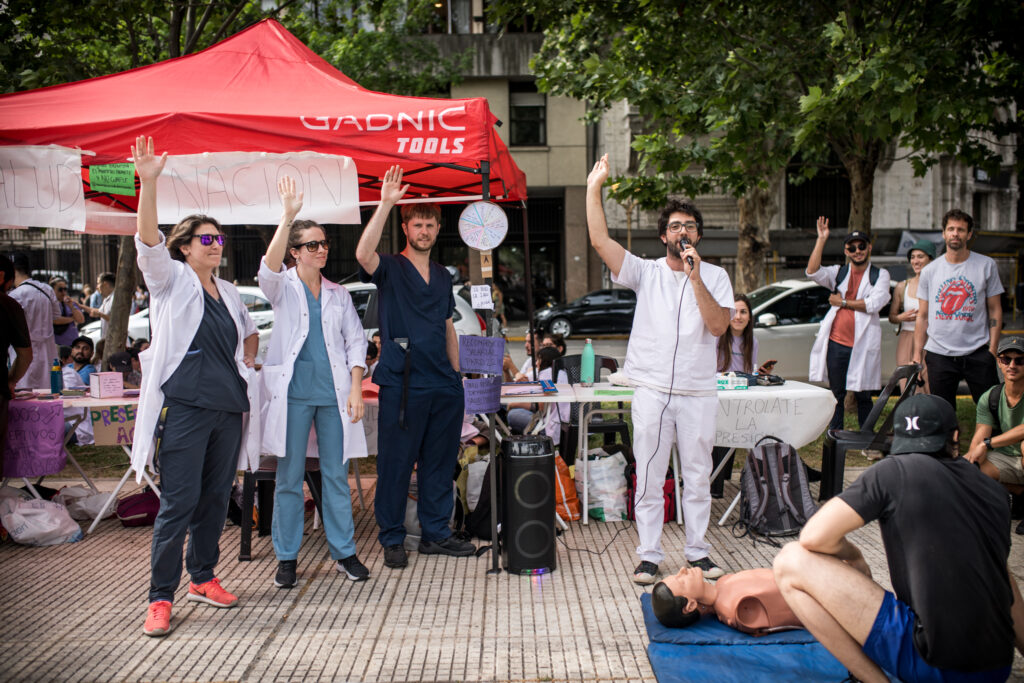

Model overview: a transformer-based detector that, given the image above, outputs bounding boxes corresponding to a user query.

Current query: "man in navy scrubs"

[356,166,474,568]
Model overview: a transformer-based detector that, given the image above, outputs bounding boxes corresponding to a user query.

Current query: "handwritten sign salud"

[155,151,360,225]
[2,400,66,477]
[459,335,504,375]
[464,376,501,414]
[90,404,137,447]
[0,145,86,230]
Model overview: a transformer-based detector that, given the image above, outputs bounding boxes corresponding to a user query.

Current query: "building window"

[509,82,546,147]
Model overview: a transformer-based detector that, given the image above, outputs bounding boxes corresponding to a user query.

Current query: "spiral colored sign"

[458,201,508,251]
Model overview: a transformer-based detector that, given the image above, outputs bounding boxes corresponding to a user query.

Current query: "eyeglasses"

[845,242,868,253]
[192,234,226,246]
[55,286,67,292]
[997,355,1024,367]
[666,221,699,234]
[293,239,331,253]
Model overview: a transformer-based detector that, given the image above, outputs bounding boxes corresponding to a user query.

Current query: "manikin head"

[650,566,716,628]
[400,203,442,254]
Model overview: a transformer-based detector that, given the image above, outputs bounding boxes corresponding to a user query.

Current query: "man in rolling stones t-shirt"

[913,208,1003,409]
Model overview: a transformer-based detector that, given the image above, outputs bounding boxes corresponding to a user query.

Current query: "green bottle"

[580,338,595,386]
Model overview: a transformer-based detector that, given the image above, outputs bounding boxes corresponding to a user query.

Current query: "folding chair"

[553,354,632,466]
[238,456,324,561]
[819,363,923,500]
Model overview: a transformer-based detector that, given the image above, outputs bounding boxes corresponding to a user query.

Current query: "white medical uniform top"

[612,251,734,396]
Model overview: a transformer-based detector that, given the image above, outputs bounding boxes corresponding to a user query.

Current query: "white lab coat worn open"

[807,264,891,392]
[257,258,368,463]
[131,234,262,482]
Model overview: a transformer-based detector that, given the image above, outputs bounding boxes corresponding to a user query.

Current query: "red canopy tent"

[0,18,527,234]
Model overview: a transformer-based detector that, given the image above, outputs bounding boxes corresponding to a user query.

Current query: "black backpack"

[734,436,818,544]
[988,384,1004,438]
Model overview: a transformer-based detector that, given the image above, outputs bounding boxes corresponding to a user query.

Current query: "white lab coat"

[807,264,891,391]
[257,257,368,463]
[131,234,262,483]
[10,280,59,390]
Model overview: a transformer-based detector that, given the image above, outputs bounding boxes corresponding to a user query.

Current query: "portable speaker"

[501,435,557,574]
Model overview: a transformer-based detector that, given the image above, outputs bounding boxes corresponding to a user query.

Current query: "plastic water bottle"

[580,339,595,387]
[50,358,63,393]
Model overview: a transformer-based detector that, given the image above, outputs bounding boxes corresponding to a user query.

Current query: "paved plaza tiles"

[1,473,1022,682]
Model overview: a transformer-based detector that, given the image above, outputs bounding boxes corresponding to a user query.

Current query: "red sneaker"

[187,577,238,608]
[143,600,172,637]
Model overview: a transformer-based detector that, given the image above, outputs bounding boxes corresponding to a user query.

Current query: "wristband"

[983,437,993,450]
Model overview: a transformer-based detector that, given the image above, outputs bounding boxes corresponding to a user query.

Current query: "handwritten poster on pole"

[89,163,136,196]
[464,376,501,414]
[470,285,494,310]
[459,335,504,375]
[155,151,360,225]
[0,145,86,230]
[90,404,137,447]
[2,400,67,477]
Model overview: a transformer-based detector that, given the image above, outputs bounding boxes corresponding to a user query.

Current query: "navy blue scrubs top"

[360,253,461,389]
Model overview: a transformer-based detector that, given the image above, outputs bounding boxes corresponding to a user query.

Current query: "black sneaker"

[274,560,297,588]
[1016,519,1024,536]
[418,535,476,556]
[383,544,408,568]
[632,561,659,585]
[1011,493,1024,520]
[690,556,725,579]
[337,555,370,581]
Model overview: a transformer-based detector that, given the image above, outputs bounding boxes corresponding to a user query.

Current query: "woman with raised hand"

[131,136,262,638]
[259,176,369,590]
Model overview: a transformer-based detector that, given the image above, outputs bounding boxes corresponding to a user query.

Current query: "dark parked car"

[533,288,636,336]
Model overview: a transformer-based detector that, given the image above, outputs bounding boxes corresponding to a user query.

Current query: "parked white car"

[342,282,485,339]
[80,286,275,360]
[749,279,898,384]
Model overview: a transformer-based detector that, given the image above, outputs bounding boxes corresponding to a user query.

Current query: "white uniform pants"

[632,386,717,564]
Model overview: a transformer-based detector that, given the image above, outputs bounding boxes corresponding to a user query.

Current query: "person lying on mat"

[773,394,1024,683]
[651,566,802,635]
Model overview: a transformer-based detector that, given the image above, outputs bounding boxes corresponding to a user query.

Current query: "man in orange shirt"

[806,217,891,431]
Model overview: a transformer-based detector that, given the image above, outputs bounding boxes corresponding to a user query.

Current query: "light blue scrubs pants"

[272,403,356,561]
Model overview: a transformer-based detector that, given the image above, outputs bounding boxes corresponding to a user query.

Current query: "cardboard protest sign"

[459,335,504,375]
[2,400,66,477]
[90,404,136,447]
[464,376,501,414]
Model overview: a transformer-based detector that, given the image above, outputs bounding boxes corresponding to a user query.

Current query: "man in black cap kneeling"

[773,394,1024,682]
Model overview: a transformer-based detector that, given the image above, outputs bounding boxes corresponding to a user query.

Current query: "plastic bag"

[54,486,115,521]
[576,448,628,522]
[0,497,83,545]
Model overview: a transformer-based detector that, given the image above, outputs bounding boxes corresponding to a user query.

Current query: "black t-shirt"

[839,453,1013,671]
[0,292,30,400]
[359,253,460,389]
[162,290,248,413]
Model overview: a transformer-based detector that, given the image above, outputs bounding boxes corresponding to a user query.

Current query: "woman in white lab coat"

[259,176,369,589]
[131,136,262,638]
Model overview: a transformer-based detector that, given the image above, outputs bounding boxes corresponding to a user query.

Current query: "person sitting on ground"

[109,350,142,389]
[651,565,803,635]
[67,335,97,385]
[967,334,1024,534]
[506,329,545,433]
[773,393,1024,683]
[59,346,84,389]
[131,338,150,354]
[365,339,378,379]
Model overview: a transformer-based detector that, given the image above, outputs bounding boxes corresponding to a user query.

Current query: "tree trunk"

[102,236,137,370]
[734,176,780,293]
[838,140,883,235]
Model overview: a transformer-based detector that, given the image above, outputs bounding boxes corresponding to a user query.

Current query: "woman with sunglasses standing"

[258,176,369,589]
[130,136,263,638]
[48,276,85,347]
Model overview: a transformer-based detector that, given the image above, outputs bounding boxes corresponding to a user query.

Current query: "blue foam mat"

[640,593,849,683]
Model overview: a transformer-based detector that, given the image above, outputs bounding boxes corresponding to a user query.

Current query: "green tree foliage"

[492,0,1021,286]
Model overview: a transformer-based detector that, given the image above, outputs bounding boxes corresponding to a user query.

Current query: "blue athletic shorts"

[863,591,1010,683]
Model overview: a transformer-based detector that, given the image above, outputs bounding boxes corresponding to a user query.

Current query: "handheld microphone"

[680,237,694,268]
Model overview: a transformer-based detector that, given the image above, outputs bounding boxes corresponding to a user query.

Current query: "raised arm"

[356,165,409,276]
[585,154,626,278]
[806,216,829,275]
[131,135,167,247]
[264,176,304,274]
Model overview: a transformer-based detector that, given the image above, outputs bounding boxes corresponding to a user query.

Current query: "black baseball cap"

[890,394,957,456]
[843,231,871,246]
[997,336,1024,355]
